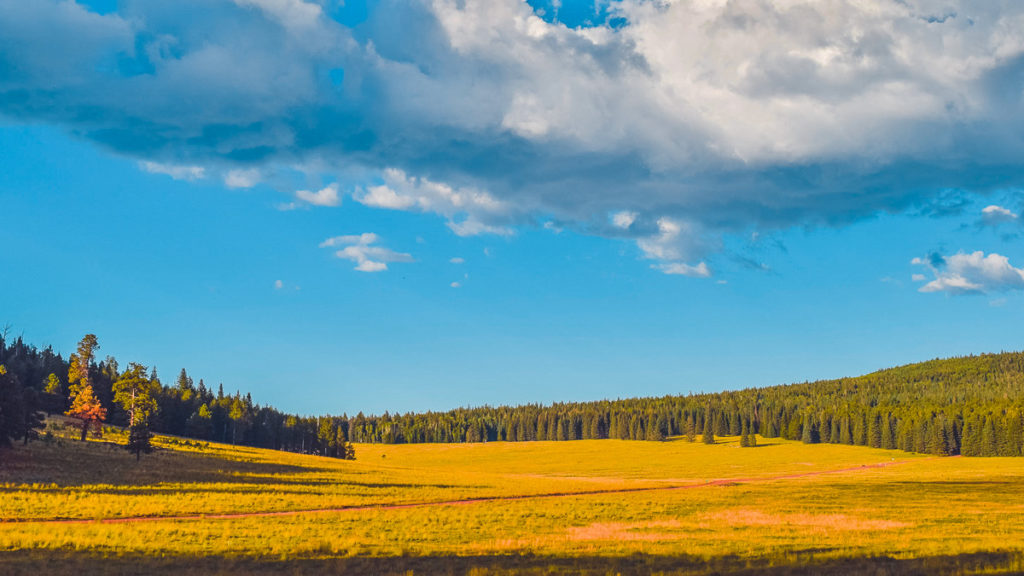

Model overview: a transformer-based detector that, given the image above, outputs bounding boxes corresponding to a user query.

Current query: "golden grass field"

[2,420,1024,575]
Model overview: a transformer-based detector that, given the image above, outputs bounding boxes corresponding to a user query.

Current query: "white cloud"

[447,218,514,238]
[16,0,1024,267]
[295,183,340,207]
[449,257,465,264]
[981,205,1019,225]
[320,233,413,272]
[912,251,1024,294]
[635,217,711,277]
[656,261,712,278]
[450,281,461,288]
[611,211,637,230]
[355,168,512,236]
[139,161,206,181]
[225,168,261,189]
[274,279,284,289]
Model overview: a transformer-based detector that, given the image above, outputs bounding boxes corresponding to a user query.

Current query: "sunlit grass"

[2,419,1024,574]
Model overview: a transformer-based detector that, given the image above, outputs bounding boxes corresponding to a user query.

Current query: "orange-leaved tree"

[66,334,106,441]
[66,383,106,441]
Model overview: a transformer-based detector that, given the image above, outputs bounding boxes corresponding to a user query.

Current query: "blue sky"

[3,0,1024,415]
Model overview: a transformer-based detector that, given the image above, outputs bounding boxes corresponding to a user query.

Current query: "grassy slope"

[2,422,1024,575]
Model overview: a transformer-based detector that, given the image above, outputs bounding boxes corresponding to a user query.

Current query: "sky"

[3,0,1024,415]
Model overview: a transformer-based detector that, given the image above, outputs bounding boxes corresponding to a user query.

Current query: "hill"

[2,333,1023,456]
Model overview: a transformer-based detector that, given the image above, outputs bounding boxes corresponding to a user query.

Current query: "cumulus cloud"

[355,169,513,236]
[295,183,340,207]
[8,0,1024,268]
[140,161,206,181]
[912,251,1024,294]
[320,233,413,272]
[225,168,261,189]
[611,211,637,230]
[635,217,711,276]
[981,205,1019,226]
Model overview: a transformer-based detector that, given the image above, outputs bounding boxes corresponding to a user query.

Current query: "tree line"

[2,331,1024,457]
[0,333,355,460]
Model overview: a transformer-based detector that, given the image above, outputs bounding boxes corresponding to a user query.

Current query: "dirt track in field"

[6,456,944,525]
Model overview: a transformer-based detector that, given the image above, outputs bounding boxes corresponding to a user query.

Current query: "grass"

[1,419,1023,574]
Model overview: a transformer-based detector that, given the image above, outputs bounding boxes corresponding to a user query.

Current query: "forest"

[1,332,1022,457]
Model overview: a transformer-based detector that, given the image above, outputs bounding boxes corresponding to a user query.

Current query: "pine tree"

[702,412,715,444]
[113,363,157,427]
[684,413,696,442]
[0,365,26,447]
[113,363,158,459]
[65,383,106,441]
[801,413,817,444]
[868,413,882,448]
[739,420,750,447]
[126,421,154,461]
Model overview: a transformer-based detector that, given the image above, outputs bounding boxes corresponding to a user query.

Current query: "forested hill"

[1,332,1022,457]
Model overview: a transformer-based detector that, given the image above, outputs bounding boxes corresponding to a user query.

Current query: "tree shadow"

[1,549,1021,576]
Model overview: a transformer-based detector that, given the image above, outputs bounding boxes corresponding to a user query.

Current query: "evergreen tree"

[739,420,750,447]
[65,383,106,441]
[0,365,26,447]
[126,421,154,461]
[702,412,715,444]
[801,413,817,444]
[113,363,158,459]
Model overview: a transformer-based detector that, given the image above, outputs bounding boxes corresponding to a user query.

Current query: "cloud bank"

[5,0,1024,272]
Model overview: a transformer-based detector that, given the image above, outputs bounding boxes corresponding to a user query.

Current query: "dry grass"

[2,420,1024,574]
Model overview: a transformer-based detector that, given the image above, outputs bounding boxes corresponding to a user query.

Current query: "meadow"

[2,420,1024,575]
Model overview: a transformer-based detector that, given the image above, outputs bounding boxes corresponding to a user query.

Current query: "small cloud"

[716,279,728,285]
[450,257,465,264]
[273,279,300,291]
[320,233,413,272]
[981,205,1019,226]
[277,202,299,211]
[225,168,261,189]
[911,273,927,282]
[912,250,1024,295]
[357,184,417,209]
[655,261,711,277]
[447,218,514,237]
[450,281,461,288]
[543,221,563,234]
[354,169,514,237]
[611,210,638,230]
[296,183,341,207]
[636,217,712,278]
[990,298,1007,307]
[139,161,206,181]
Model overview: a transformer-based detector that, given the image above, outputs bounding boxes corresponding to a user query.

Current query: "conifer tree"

[126,421,154,461]
[66,383,106,441]
[702,412,715,444]
[113,363,158,459]
[0,365,25,447]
